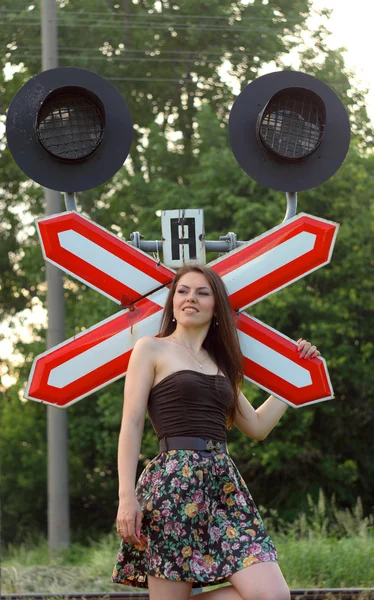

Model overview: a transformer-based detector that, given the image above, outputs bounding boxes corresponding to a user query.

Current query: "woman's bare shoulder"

[133,336,169,353]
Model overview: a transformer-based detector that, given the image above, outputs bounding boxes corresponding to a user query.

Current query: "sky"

[312,0,374,120]
[1,0,374,388]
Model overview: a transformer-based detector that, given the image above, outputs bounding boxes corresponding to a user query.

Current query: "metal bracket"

[283,192,298,222]
[129,231,143,249]
[64,192,78,211]
[128,193,297,258]
[219,231,237,252]
[128,232,244,254]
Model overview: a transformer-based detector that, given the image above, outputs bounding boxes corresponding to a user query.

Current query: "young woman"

[112,265,320,600]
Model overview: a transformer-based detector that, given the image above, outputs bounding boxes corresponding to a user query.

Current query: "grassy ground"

[277,536,374,588]
[3,494,374,594]
[3,533,374,594]
[2,533,121,595]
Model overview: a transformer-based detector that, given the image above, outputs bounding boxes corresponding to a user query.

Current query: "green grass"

[3,493,374,593]
[277,536,374,588]
[2,533,122,594]
[3,534,374,593]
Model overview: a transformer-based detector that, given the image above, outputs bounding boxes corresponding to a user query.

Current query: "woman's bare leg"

[148,562,287,600]
[227,562,290,600]
[148,574,192,600]
[149,562,288,599]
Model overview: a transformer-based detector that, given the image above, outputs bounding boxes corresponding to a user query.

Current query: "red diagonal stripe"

[37,212,174,305]
[26,299,162,407]
[211,214,338,309]
[236,313,333,407]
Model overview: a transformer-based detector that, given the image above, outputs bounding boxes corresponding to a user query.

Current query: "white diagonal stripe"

[148,287,169,309]
[48,309,163,388]
[238,330,312,388]
[58,230,163,296]
[222,232,316,295]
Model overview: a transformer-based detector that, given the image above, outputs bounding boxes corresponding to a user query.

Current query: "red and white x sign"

[25,211,337,408]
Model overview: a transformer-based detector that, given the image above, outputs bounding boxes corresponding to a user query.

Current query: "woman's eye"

[177,289,209,295]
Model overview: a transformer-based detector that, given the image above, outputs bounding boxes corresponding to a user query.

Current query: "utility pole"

[41,0,70,550]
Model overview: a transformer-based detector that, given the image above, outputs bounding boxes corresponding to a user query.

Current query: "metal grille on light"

[37,91,104,161]
[258,89,326,161]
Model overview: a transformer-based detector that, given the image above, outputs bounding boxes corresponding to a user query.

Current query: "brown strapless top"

[147,369,233,442]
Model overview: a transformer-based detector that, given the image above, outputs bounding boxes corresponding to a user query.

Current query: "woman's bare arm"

[233,392,288,441]
[233,339,320,441]
[116,336,156,543]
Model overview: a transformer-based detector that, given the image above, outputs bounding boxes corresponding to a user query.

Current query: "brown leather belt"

[159,436,228,454]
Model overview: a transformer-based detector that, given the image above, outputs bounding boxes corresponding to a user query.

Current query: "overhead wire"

[1,45,284,58]
[0,10,301,31]
[0,7,304,22]
[3,52,277,62]
[2,55,223,63]
[0,20,295,32]
[0,7,349,92]
[1,55,351,90]
[0,52,351,89]
[106,77,197,82]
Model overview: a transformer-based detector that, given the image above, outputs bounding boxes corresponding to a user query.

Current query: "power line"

[1,45,281,58]
[107,76,196,82]
[104,79,350,90]
[0,20,295,32]
[2,54,222,63]
[0,7,304,22]
[1,71,349,88]
[102,76,347,87]
[3,52,278,63]
[0,57,351,89]
[1,53,354,89]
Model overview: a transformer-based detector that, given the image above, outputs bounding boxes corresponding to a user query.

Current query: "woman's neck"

[171,324,210,352]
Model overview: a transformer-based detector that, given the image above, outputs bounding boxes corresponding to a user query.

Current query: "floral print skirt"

[112,449,277,589]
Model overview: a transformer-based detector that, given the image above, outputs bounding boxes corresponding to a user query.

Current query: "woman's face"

[173,271,215,328]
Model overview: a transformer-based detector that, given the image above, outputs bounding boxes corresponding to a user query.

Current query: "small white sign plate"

[161,209,206,268]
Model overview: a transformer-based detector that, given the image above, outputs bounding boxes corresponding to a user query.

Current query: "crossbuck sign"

[25,211,337,409]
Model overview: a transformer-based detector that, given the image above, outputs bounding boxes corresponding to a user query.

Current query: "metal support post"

[42,0,70,551]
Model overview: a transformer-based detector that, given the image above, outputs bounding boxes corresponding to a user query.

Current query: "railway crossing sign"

[25,210,337,409]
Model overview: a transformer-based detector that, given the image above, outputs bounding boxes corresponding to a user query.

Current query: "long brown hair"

[159,265,244,427]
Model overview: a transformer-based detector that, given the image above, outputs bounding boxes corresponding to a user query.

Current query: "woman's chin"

[178,316,211,328]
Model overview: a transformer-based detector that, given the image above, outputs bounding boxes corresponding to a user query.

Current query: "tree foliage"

[0,0,373,544]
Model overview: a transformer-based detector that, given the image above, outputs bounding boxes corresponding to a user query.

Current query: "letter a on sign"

[161,209,206,267]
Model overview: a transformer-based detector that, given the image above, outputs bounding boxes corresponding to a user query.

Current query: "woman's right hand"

[116,494,143,545]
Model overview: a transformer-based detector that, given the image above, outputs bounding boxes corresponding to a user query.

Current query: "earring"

[172,317,176,322]
[213,316,218,327]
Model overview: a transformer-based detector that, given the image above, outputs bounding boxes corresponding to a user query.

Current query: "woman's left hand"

[297,338,321,359]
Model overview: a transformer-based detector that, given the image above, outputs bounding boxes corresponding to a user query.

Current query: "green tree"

[1,1,373,544]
